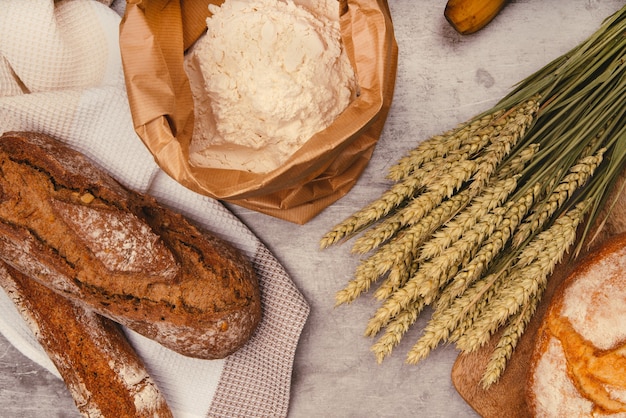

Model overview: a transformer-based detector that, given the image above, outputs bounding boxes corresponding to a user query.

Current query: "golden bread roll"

[527,232,626,417]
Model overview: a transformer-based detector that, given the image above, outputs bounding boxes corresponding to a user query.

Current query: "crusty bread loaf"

[0,131,261,359]
[526,232,626,417]
[0,261,173,418]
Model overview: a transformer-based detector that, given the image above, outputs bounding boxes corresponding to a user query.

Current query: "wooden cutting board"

[451,171,626,418]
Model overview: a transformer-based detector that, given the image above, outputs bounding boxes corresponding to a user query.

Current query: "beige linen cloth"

[0,1,310,417]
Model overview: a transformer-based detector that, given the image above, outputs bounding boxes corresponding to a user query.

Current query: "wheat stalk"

[479,295,539,389]
[322,5,626,387]
[370,298,427,363]
[455,200,590,353]
[387,111,505,181]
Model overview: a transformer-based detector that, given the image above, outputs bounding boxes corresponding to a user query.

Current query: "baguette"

[0,131,261,359]
[0,261,173,417]
[526,232,626,417]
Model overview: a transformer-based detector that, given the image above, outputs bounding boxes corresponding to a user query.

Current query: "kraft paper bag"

[120,0,397,224]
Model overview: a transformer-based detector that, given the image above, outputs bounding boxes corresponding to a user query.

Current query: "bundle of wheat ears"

[321,5,626,388]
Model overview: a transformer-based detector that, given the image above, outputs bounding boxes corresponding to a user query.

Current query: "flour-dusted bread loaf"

[0,131,261,359]
[526,232,626,417]
[0,261,173,418]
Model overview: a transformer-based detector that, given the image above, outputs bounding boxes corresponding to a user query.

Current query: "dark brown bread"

[0,131,261,359]
[0,261,173,417]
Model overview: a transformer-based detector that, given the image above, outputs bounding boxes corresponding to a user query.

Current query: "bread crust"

[0,131,261,359]
[527,232,626,417]
[0,261,173,417]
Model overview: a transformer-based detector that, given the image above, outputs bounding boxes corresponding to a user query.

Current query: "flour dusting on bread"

[0,131,261,360]
[52,199,179,279]
[527,233,626,417]
[561,247,626,351]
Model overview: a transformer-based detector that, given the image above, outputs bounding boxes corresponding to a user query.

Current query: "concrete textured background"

[1,1,623,417]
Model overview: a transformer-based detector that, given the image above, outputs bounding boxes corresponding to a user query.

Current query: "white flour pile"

[185,0,358,173]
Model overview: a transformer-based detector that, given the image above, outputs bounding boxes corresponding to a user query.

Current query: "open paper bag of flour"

[119,0,397,224]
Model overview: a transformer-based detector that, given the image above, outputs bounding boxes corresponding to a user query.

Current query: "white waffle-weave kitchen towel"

[0,1,310,417]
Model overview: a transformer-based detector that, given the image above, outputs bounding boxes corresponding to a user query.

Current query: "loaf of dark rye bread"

[0,131,261,359]
[0,261,173,418]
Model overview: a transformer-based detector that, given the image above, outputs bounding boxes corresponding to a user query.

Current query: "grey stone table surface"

[0,1,623,417]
